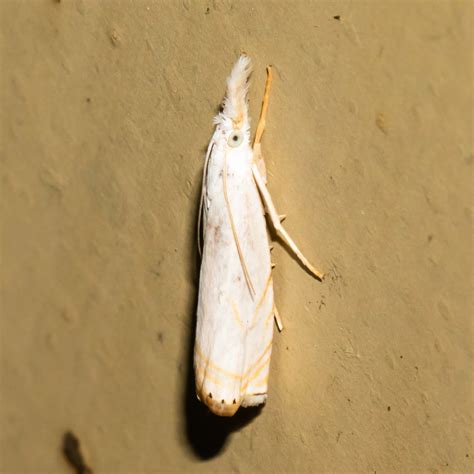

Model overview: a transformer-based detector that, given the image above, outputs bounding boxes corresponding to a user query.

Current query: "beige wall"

[1,0,472,472]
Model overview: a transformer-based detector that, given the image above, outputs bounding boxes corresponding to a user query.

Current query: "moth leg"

[274,305,284,332]
[252,66,273,183]
[252,164,324,280]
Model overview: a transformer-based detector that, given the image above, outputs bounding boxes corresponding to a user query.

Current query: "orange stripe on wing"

[230,298,246,329]
[265,304,275,325]
[195,355,271,395]
[194,343,243,380]
[194,337,273,383]
[245,373,270,393]
[249,272,273,328]
[243,339,272,379]
[241,355,271,392]
[195,364,227,388]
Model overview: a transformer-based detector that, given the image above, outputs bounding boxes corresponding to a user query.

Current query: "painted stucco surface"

[1,1,472,472]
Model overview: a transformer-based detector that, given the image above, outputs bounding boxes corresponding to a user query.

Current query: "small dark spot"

[86,97,91,103]
[466,454,469,458]
[233,399,236,404]
[387,406,391,412]
[400,355,403,359]
[62,431,93,474]
[333,15,341,20]
[157,332,164,344]
[427,234,434,242]
[213,225,222,243]
[221,399,225,404]
[286,346,289,351]
[208,392,212,399]
[205,7,210,14]
[318,297,326,310]
[232,134,238,142]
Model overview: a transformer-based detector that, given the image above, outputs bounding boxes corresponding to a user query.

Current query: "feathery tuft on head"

[214,55,252,130]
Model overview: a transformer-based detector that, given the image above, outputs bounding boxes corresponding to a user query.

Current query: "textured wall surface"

[1,1,472,472]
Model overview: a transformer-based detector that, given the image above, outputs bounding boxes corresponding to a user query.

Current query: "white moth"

[194,56,322,416]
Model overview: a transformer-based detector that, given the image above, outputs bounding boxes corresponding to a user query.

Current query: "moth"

[194,56,322,416]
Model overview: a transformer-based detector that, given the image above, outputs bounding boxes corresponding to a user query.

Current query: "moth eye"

[228,130,244,147]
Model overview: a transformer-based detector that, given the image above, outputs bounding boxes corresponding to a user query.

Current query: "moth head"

[214,55,252,148]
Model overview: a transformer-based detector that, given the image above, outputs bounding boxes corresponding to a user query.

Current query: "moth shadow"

[183,166,263,460]
[184,355,264,459]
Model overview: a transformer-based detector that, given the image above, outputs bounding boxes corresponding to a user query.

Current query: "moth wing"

[195,157,275,416]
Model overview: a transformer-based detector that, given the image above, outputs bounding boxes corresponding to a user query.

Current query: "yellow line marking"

[195,350,271,394]
[249,272,273,327]
[195,355,270,394]
[230,298,245,329]
[195,365,227,388]
[241,356,271,392]
[195,344,242,380]
[245,374,269,392]
[194,338,273,383]
[243,339,272,378]
[265,304,275,325]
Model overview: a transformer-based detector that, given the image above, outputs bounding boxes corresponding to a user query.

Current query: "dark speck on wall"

[62,431,93,474]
